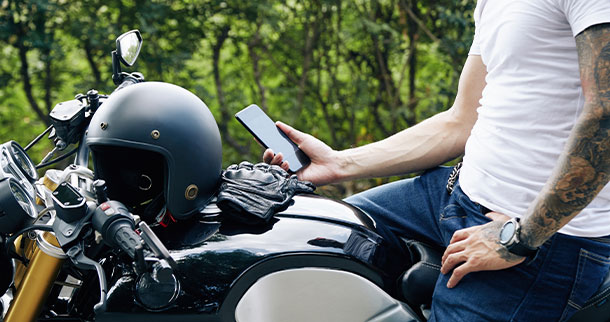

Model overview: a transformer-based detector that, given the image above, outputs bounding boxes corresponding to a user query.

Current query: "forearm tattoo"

[521,23,610,247]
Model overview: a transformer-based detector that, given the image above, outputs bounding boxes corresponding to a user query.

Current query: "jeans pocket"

[438,204,467,244]
[438,192,492,245]
[439,204,465,221]
[559,249,610,322]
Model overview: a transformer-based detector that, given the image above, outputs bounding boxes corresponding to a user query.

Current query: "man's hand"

[262,121,342,186]
[440,212,525,288]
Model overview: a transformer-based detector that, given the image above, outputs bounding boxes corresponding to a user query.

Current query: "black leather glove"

[217,161,315,225]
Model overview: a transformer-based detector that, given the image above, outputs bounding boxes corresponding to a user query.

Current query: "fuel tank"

[98,195,410,321]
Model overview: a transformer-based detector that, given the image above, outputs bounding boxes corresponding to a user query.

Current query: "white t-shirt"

[459,0,610,237]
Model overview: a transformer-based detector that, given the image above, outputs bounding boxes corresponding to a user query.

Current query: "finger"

[270,152,284,165]
[276,121,307,145]
[442,240,467,264]
[447,262,476,288]
[449,228,472,244]
[440,252,468,274]
[263,149,275,164]
[280,161,290,172]
[485,211,510,222]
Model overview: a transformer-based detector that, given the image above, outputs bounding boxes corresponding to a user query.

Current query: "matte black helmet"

[86,82,222,221]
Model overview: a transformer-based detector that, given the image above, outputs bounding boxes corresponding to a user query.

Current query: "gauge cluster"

[0,141,39,234]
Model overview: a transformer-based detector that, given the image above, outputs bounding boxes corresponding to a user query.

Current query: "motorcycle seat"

[397,238,610,320]
[398,239,442,307]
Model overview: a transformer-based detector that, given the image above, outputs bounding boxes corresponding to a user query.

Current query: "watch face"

[500,221,516,244]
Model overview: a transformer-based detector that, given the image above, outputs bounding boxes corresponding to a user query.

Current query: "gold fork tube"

[5,233,64,322]
[12,235,38,289]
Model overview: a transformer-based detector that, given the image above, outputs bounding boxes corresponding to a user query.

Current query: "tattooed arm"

[520,23,610,248]
[440,23,610,288]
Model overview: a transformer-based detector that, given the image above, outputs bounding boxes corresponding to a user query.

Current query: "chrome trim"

[35,232,67,259]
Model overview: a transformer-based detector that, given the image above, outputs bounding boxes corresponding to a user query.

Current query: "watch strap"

[506,240,538,257]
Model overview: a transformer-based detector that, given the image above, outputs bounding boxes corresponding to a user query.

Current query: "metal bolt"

[65,229,73,236]
[100,122,108,130]
[151,130,160,140]
[56,140,67,150]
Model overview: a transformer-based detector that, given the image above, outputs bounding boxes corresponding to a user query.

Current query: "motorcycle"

[0,30,609,322]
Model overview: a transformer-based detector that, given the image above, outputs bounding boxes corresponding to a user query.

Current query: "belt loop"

[446,162,463,195]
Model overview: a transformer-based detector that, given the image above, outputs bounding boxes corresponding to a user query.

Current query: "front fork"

[5,232,65,322]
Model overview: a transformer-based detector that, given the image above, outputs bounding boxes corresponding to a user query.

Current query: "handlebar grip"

[108,222,142,258]
[92,200,142,259]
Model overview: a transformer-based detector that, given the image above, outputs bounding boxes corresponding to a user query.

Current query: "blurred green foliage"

[0,0,474,198]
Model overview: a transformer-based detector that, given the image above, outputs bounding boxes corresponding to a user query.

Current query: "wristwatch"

[499,218,538,257]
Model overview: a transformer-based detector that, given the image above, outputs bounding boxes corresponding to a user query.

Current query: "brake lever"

[138,221,177,270]
[66,242,107,314]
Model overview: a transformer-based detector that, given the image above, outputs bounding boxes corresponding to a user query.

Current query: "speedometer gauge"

[0,141,38,183]
[8,142,37,182]
[0,141,38,202]
[0,177,37,234]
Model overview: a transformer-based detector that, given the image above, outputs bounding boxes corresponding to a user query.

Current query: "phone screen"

[235,104,311,172]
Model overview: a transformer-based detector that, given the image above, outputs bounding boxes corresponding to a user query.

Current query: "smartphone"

[235,104,311,173]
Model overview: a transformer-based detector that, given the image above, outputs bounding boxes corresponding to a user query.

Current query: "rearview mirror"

[116,30,142,67]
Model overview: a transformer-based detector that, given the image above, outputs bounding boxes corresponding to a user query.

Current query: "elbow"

[444,108,475,154]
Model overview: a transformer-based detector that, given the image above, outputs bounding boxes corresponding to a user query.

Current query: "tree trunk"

[292,18,317,123]
[212,25,249,155]
[368,2,401,133]
[17,42,50,125]
[43,47,53,113]
[248,26,268,113]
[84,40,102,86]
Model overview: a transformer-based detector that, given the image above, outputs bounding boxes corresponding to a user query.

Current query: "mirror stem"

[111,50,123,85]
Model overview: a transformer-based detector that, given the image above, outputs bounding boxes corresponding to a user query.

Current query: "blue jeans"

[344,166,610,322]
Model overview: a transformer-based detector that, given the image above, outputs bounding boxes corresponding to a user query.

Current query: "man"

[265,0,610,321]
